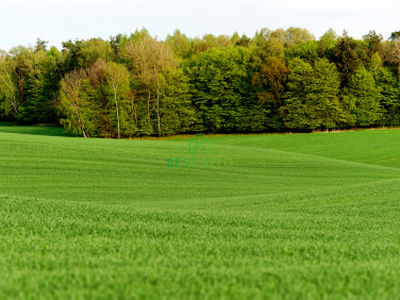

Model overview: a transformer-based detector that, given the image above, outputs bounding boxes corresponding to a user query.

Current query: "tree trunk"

[78,115,87,138]
[81,126,87,138]
[130,94,138,127]
[114,91,121,139]
[156,82,161,137]
[0,65,19,114]
[18,62,24,104]
[147,90,151,133]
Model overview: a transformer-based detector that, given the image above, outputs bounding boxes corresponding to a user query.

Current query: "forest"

[1,28,400,137]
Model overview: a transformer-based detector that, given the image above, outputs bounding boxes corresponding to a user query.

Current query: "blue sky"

[0,0,398,51]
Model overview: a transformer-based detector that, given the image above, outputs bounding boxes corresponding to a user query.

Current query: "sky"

[0,0,399,51]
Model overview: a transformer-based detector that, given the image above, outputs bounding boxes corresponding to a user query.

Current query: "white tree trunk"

[156,82,161,137]
[114,91,121,139]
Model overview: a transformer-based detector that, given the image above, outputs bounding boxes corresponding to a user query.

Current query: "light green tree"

[0,52,18,117]
[319,28,338,50]
[123,35,177,136]
[59,69,89,137]
[104,62,131,139]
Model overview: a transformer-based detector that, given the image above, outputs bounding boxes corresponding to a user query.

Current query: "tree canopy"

[1,27,400,137]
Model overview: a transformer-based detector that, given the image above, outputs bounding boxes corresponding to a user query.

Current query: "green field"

[1,125,400,299]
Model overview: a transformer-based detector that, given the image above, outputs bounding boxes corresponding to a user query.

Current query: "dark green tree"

[185,46,260,132]
[346,66,381,126]
[363,30,383,59]
[332,32,362,86]
[283,58,345,129]
[158,68,197,134]
[35,38,48,52]
[375,67,400,125]
[252,56,288,129]
[390,31,400,41]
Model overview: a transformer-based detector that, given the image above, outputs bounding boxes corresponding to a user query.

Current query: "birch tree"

[0,53,18,116]
[104,62,130,139]
[123,35,177,136]
[59,70,89,137]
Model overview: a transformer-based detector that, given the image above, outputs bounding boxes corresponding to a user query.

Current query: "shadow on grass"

[0,122,80,137]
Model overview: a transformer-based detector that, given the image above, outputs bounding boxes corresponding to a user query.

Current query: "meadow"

[1,124,400,299]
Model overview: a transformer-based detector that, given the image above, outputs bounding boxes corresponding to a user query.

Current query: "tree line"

[1,28,400,137]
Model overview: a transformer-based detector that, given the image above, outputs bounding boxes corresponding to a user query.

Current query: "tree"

[363,30,383,59]
[283,58,345,129]
[0,53,18,117]
[235,34,251,48]
[83,59,108,137]
[79,38,111,68]
[104,62,130,139]
[390,31,400,42]
[319,28,338,51]
[110,34,130,57]
[123,35,177,136]
[379,41,397,66]
[253,27,315,61]
[58,70,89,137]
[368,52,383,75]
[165,29,193,59]
[394,40,400,79]
[285,27,315,46]
[185,46,262,132]
[19,47,61,123]
[378,39,400,80]
[346,66,381,126]
[35,39,48,52]
[158,68,197,134]
[253,28,286,59]
[9,46,30,107]
[253,56,288,110]
[285,40,320,63]
[2,46,59,124]
[332,32,362,86]
[61,39,85,73]
[375,67,400,125]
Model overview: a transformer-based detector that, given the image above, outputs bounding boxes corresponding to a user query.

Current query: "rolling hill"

[1,125,400,298]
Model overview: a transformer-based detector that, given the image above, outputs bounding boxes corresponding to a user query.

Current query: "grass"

[1,125,400,299]
[0,122,78,137]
